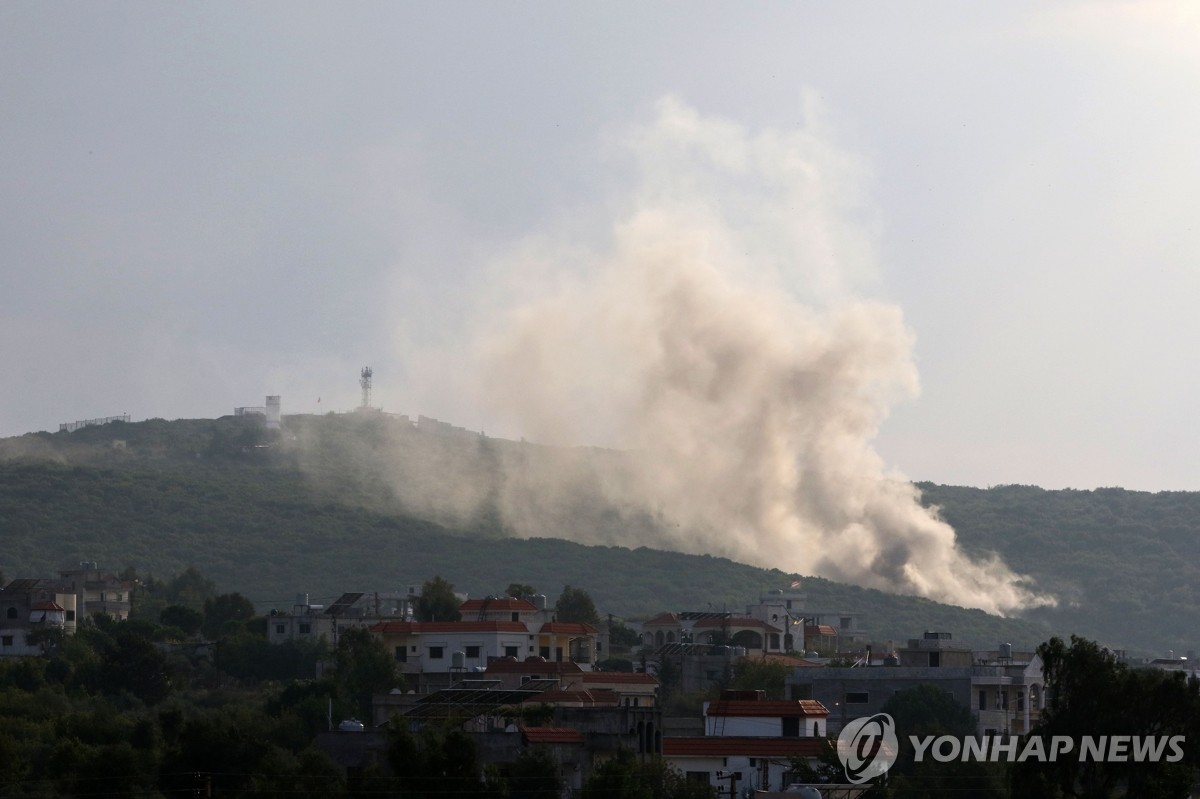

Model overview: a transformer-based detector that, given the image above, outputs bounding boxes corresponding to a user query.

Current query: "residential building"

[786,633,1046,737]
[267,591,416,647]
[662,690,831,794]
[57,563,136,621]
[0,579,78,657]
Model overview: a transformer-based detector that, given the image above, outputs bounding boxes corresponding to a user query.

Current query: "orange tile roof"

[460,598,539,613]
[642,612,680,626]
[538,621,599,635]
[663,737,829,757]
[31,600,65,611]
[706,699,829,718]
[804,624,838,637]
[519,726,585,745]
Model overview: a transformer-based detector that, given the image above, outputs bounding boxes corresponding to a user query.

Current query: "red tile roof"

[519,726,585,745]
[538,622,599,635]
[31,601,65,611]
[663,737,830,758]
[804,624,838,637]
[642,612,679,627]
[706,699,829,718]
[483,658,584,675]
[460,598,539,613]
[368,620,529,634]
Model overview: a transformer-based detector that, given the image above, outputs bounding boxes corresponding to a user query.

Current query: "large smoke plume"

[408,97,1052,615]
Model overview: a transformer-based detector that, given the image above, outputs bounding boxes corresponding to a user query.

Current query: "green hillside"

[2,413,1189,655]
[921,482,1200,657]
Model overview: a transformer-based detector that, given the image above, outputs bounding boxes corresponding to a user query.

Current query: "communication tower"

[359,367,373,409]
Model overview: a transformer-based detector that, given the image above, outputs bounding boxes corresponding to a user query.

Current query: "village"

[0,563,1072,797]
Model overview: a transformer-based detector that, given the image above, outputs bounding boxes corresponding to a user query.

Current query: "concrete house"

[663,691,831,795]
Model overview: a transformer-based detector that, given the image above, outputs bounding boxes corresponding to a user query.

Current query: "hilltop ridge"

[1,412,1193,655]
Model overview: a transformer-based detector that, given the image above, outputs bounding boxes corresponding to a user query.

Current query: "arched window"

[5,607,16,620]
[666,631,675,643]
[655,631,664,646]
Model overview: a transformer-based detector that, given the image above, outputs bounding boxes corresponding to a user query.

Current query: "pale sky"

[3,1,1199,492]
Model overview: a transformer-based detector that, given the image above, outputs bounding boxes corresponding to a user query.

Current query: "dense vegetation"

[3,413,1197,654]
[921,483,1200,655]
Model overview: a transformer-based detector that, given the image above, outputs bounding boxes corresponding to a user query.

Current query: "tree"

[334,627,400,719]
[1011,636,1200,798]
[160,604,203,636]
[506,583,537,601]
[508,747,562,799]
[202,592,256,637]
[416,576,462,622]
[166,566,217,608]
[881,684,1001,799]
[581,751,715,799]
[555,585,599,625]
[729,658,791,699]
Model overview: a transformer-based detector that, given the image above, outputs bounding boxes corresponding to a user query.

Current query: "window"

[929,651,941,667]
[505,646,520,658]
[0,635,12,647]
[555,647,563,662]
[539,646,550,659]
[782,717,800,737]
[1000,690,1008,710]
[769,633,780,650]
[395,646,407,663]
[65,610,75,621]
[978,690,987,711]
[275,624,286,635]
[846,692,869,704]
[465,645,481,658]
[298,623,311,634]
[511,612,519,622]
[429,646,444,659]
[5,608,16,620]
[411,645,418,653]
[840,617,853,630]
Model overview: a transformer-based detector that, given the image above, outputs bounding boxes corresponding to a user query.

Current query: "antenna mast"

[359,367,373,409]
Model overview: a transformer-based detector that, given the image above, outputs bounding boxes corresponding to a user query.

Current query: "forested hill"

[0,413,1193,655]
[919,482,1200,657]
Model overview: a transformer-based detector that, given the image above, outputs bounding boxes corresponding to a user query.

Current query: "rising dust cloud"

[410,97,1053,615]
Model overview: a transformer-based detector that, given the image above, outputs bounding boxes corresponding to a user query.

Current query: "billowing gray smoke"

[425,97,1052,615]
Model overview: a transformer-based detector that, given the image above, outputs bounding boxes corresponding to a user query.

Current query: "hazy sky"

[3,2,1198,492]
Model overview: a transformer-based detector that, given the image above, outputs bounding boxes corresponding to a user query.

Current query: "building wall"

[787,667,974,735]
